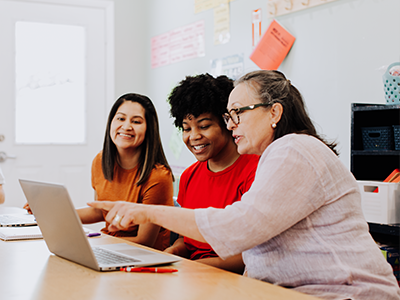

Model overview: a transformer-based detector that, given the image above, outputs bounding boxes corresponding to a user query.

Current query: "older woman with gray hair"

[90,70,400,300]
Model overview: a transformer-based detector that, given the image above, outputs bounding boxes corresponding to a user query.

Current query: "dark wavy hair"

[102,93,173,185]
[168,73,234,129]
[235,70,338,155]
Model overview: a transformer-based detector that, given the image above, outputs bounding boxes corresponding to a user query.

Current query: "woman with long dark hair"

[78,93,174,250]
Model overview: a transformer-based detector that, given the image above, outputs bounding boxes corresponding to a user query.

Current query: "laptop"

[0,213,37,227]
[19,179,180,272]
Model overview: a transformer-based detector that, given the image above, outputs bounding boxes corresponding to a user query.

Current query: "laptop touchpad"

[101,243,156,257]
[117,249,155,257]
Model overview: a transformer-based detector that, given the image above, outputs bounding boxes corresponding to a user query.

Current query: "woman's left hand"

[87,201,150,232]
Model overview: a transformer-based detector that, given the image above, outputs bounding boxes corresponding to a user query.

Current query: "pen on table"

[120,267,178,273]
[87,232,101,237]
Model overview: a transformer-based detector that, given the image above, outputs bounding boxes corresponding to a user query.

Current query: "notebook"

[0,226,43,241]
[0,225,92,241]
[19,179,180,271]
[0,213,37,227]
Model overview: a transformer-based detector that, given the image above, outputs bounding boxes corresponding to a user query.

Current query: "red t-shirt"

[178,154,259,260]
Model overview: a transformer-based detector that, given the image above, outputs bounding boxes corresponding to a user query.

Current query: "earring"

[272,123,277,129]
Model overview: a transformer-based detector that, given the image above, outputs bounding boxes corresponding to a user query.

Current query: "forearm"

[77,206,104,224]
[197,254,245,274]
[149,205,206,243]
[87,201,208,244]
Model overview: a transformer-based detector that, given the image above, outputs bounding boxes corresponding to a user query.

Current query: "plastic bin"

[393,125,400,151]
[358,181,400,224]
[361,126,393,150]
[383,62,400,104]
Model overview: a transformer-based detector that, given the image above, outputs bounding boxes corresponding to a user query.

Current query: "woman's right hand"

[23,202,32,214]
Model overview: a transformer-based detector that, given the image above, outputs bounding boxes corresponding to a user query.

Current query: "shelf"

[352,150,400,156]
[351,103,400,181]
[368,223,400,248]
[352,103,400,111]
[352,103,400,249]
[368,223,400,237]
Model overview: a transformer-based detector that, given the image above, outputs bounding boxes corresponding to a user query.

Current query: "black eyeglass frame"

[223,102,271,125]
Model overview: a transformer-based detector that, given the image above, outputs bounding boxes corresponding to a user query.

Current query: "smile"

[193,144,206,150]
[119,133,134,138]
[233,135,242,144]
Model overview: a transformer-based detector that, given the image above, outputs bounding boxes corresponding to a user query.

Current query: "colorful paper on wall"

[151,20,205,69]
[194,0,233,14]
[210,53,244,80]
[213,2,230,45]
[195,0,216,13]
[250,20,295,70]
[252,8,262,48]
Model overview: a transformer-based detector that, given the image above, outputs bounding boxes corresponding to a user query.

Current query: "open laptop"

[0,213,36,227]
[19,179,180,271]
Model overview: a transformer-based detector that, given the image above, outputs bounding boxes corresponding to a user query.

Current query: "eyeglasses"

[223,103,271,125]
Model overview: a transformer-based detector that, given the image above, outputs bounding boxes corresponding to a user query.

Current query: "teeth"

[193,145,206,150]
[120,133,132,138]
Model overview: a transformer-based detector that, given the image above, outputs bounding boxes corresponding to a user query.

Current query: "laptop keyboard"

[92,247,140,265]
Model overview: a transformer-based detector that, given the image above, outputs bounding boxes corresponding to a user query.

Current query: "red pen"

[120,267,178,273]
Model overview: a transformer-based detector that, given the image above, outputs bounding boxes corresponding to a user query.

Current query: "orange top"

[91,152,173,251]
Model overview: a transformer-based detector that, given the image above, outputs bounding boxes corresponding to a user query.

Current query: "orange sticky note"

[250,20,295,70]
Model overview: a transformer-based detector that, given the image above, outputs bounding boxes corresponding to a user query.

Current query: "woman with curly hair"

[164,74,259,274]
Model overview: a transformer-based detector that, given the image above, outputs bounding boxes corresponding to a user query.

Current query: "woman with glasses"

[89,70,400,299]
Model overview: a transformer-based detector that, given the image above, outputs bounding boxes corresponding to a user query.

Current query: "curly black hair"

[168,73,234,129]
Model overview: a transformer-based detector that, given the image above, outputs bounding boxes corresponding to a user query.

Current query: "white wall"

[114,0,400,171]
[112,0,148,101]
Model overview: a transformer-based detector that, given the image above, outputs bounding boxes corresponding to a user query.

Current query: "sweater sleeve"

[195,136,331,259]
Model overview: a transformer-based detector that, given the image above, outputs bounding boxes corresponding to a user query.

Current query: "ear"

[270,103,283,124]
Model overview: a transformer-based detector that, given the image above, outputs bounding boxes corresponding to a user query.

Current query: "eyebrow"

[182,117,212,125]
[227,102,242,110]
[116,112,144,119]
[197,117,212,123]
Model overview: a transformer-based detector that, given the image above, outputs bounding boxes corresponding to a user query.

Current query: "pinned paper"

[210,53,244,80]
[213,1,230,45]
[250,20,295,70]
[195,0,216,13]
[151,20,205,69]
[194,0,234,14]
[252,9,262,48]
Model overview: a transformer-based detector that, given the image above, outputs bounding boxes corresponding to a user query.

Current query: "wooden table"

[0,207,321,300]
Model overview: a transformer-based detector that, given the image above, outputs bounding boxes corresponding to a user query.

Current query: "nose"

[189,128,201,140]
[121,120,132,130]
[226,117,237,131]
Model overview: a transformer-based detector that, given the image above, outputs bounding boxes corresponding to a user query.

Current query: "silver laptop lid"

[19,179,180,271]
[19,179,100,270]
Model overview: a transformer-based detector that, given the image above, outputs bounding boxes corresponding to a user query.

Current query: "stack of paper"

[0,226,43,241]
[0,226,94,241]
